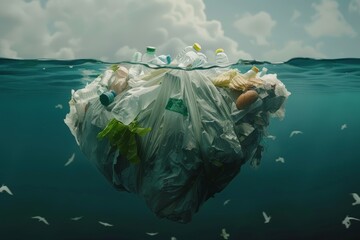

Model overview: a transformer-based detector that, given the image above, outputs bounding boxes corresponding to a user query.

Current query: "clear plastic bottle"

[258,67,268,77]
[213,48,230,74]
[174,42,201,64]
[192,52,208,68]
[132,51,142,62]
[142,46,156,62]
[215,48,229,66]
[100,69,115,88]
[198,52,208,63]
[129,51,143,78]
[73,83,104,103]
[142,46,164,65]
[178,51,200,68]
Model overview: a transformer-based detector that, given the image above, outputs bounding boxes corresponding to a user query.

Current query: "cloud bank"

[0,0,252,62]
[233,11,276,46]
[305,0,357,38]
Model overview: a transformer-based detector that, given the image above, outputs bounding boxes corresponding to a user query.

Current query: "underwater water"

[0,57,360,240]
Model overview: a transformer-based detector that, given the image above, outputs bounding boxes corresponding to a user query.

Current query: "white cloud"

[115,46,139,61]
[0,0,252,62]
[305,0,357,38]
[290,10,301,22]
[0,0,48,58]
[54,47,75,59]
[262,40,327,62]
[349,0,360,14]
[233,11,276,46]
[0,40,18,58]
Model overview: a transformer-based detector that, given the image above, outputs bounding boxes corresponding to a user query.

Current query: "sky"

[0,0,359,63]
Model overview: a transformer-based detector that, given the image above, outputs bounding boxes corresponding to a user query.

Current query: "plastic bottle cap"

[193,43,201,52]
[166,55,172,64]
[251,66,259,73]
[215,48,224,54]
[100,90,116,106]
[146,46,156,53]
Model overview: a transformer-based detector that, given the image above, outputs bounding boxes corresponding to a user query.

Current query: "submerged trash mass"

[64,43,291,223]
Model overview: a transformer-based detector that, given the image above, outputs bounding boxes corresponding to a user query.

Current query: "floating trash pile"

[65,43,291,223]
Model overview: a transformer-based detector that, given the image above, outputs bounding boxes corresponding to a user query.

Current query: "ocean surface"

[0,57,360,240]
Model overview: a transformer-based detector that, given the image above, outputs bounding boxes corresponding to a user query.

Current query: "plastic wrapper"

[65,63,290,223]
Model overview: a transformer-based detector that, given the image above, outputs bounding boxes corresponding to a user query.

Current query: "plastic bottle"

[174,43,201,64]
[242,66,259,79]
[100,69,115,88]
[114,65,129,79]
[215,48,229,66]
[258,67,268,77]
[212,48,230,75]
[132,51,142,62]
[100,90,117,106]
[258,67,273,90]
[190,52,207,68]
[73,83,104,103]
[178,51,200,68]
[158,55,172,65]
[129,51,143,78]
[109,65,128,94]
[142,46,164,65]
[197,52,208,64]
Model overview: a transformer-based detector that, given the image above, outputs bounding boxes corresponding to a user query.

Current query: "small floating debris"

[55,104,63,109]
[98,221,113,227]
[342,215,360,229]
[223,199,231,206]
[64,153,75,166]
[289,130,303,138]
[267,135,276,140]
[0,184,13,195]
[220,228,230,239]
[70,216,83,221]
[351,193,360,206]
[262,211,271,223]
[275,157,285,163]
[32,216,49,225]
[146,232,159,236]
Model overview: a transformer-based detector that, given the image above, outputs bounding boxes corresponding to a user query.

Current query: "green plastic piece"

[97,119,151,164]
[165,98,188,116]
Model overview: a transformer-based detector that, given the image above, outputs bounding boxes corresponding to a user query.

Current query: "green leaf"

[110,64,119,72]
[127,135,140,164]
[97,118,151,164]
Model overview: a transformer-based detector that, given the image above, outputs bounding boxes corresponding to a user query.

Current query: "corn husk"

[212,69,263,91]
[212,69,239,87]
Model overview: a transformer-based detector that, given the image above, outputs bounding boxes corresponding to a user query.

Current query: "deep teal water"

[0,58,360,239]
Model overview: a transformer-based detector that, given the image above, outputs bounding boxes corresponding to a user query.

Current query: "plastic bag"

[65,64,290,223]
